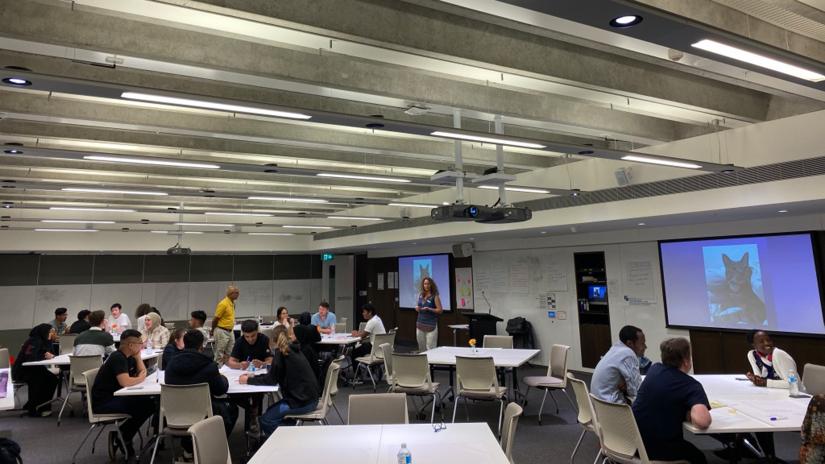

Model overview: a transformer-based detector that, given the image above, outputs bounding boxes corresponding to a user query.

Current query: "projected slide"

[398,254,452,311]
[660,233,825,335]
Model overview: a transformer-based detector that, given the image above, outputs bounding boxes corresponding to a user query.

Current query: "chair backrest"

[380,343,394,381]
[164,322,176,330]
[567,373,594,428]
[59,334,77,355]
[334,322,347,334]
[0,348,9,369]
[348,393,408,425]
[82,368,100,421]
[70,355,102,387]
[500,402,523,464]
[188,416,231,464]
[484,335,514,349]
[371,333,395,360]
[260,328,274,342]
[391,353,432,389]
[803,363,825,395]
[319,361,341,414]
[261,315,276,325]
[456,356,500,393]
[160,383,213,429]
[589,394,649,463]
[329,356,345,398]
[547,344,570,386]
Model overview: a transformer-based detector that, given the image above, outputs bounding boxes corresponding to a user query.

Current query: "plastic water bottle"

[397,443,411,464]
[788,369,800,396]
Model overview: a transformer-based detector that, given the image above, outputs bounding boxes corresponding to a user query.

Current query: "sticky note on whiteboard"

[547,311,556,318]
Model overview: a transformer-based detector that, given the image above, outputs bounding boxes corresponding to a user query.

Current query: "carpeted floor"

[0,365,803,463]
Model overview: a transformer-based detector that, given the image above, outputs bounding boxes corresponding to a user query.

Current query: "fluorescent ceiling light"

[83,155,220,169]
[327,216,383,221]
[248,232,295,236]
[430,131,546,149]
[62,188,168,196]
[620,155,702,169]
[205,211,273,217]
[42,219,115,224]
[282,225,334,230]
[50,207,136,213]
[316,173,411,183]
[183,231,203,234]
[691,39,825,82]
[248,196,328,204]
[478,185,550,194]
[34,228,98,232]
[174,222,233,227]
[120,92,313,120]
[150,230,169,234]
[388,202,436,208]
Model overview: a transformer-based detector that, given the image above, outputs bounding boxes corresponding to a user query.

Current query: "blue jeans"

[259,399,318,436]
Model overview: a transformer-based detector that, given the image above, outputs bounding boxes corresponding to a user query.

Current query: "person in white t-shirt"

[108,303,131,334]
[350,304,386,362]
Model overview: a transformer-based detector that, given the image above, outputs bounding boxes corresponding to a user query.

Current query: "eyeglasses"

[432,421,447,433]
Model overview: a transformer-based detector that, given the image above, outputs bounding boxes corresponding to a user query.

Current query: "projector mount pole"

[453,108,465,205]
[494,115,509,206]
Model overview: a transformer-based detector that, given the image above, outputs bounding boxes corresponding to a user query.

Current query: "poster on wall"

[455,267,474,309]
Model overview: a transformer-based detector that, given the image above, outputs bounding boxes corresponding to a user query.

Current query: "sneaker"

[39,410,53,417]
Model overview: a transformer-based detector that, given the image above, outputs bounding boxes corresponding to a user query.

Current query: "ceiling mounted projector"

[431,204,531,223]
[167,244,191,255]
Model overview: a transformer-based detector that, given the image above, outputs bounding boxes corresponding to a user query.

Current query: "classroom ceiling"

[0,0,824,244]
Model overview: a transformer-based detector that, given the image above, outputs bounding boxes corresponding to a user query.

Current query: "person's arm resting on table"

[689,404,712,430]
[117,354,147,388]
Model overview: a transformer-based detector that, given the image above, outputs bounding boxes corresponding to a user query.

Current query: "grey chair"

[354,332,395,391]
[484,335,514,349]
[150,383,213,464]
[189,416,231,464]
[348,393,409,425]
[58,355,102,426]
[71,368,131,464]
[567,373,598,464]
[285,361,341,425]
[500,402,524,464]
[389,353,441,423]
[803,363,825,395]
[453,356,507,434]
[522,344,573,424]
[59,334,77,355]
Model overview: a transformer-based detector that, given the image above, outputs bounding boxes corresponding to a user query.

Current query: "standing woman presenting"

[415,276,443,352]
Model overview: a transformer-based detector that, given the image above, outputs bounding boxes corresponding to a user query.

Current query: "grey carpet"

[0,365,802,463]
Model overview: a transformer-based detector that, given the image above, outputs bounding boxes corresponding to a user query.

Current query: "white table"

[424,346,539,400]
[448,324,469,346]
[234,323,275,332]
[248,422,508,464]
[684,374,811,434]
[317,334,361,345]
[22,349,162,367]
[0,369,14,411]
[114,366,278,397]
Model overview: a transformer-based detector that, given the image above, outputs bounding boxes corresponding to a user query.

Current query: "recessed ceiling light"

[387,202,437,208]
[120,92,312,120]
[610,15,643,27]
[34,228,98,232]
[2,77,31,86]
[50,207,136,213]
[327,216,383,221]
[430,131,546,149]
[174,222,233,227]
[83,155,220,169]
[691,39,825,83]
[316,173,411,183]
[42,220,115,224]
[778,209,788,213]
[205,211,273,217]
[248,196,328,204]
[282,225,334,230]
[620,155,702,169]
[540,231,547,234]
[478,185,551,194]
[248,232,295,236]
[62,188,168,196]
[3,149,23,154]
[638,222,646,226]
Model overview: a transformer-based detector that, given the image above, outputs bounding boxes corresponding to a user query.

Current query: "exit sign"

[321,253,334,262]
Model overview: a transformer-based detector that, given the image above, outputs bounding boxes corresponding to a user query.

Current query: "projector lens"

[468,206,479,217]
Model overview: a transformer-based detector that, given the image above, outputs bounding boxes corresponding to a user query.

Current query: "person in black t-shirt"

[632,337,712,464]
[226,320,273,369]
[68,310,91,334]
[91,329,154,459]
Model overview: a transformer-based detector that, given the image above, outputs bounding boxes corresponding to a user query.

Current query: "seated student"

[632,338,711,464]
[801,394,825,464]
[73,310,116,357]
[240,326,320,436]
[350,303,386,361]
[68,309,92,335]
[165,330,239,441]
[91,329,154,459]
[591,325,646,404]
[162,329,186,368]
[292,312,322,382]
[12,324,58,417]
[108,303,130,334]
[189,310,211,343]
[227,320,273,435]
[311,302,337,335]
[140,312,170,349]
[50,307,69,337]
[274,306,292,331]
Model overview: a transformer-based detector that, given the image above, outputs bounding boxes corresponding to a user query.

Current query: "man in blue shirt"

[591,325,646,404]
[311,302,337,335]
[632,338,712,464]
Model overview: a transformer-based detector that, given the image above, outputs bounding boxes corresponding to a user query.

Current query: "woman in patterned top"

[801,394,825,464]
[415,276,443,352]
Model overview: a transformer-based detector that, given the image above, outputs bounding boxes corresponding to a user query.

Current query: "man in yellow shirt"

[212,285,239,365]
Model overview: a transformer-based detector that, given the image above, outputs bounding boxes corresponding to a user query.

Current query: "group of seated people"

[590,325,816,464]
